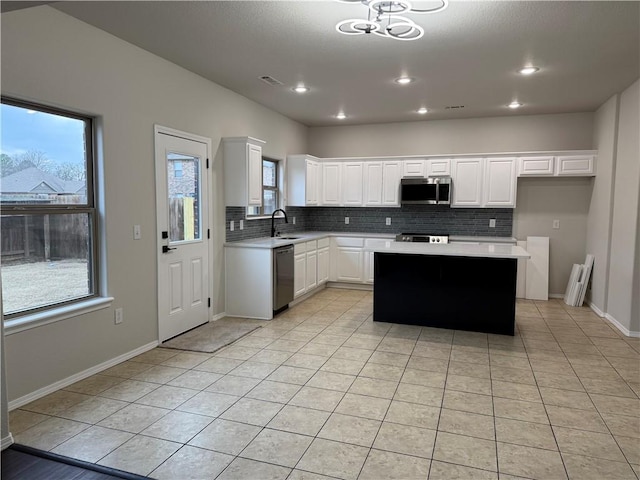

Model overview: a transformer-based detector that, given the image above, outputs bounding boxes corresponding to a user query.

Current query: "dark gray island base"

[373,252,518,335]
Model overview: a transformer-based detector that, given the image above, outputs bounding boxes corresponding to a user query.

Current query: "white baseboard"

[1,433,14,450]
[604,313,640,338]
[549,293,564,299]
[210,312,226,322]
[290,284,328,307]
[326,282,373,291]
[587,301,606,318]
[8,341,158,410]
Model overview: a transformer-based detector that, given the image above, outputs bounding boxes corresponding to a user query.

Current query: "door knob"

[162,245,176,253]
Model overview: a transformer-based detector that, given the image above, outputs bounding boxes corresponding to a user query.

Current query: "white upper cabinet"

[426,158,451,177]
[382,161,402,206]
[321,162,342,205]
[363,161,383,206]
[451,158,484,207]
[518,154,596,177]
[223,137,266,207]
[556,155,595,176]
[402,159,426,177]
[484,157,517,207]
[342,162,364,206]
[247,144,263,206]
[286,154,321,206]
[518,156,555,176]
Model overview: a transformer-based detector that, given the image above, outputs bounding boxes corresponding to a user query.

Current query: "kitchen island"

[370,243,530,335]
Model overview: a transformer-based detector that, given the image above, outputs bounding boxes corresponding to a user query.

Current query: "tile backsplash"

[226,205,512,242]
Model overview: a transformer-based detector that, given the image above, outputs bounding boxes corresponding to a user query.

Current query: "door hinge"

[208,298,211,308]
[206,158,209,169]
[207,228,210,239]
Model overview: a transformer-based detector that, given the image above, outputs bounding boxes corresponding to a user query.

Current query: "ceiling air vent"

[259,75,284,87]
[445,105,465,110]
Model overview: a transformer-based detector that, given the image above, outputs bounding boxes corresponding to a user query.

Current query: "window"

[173,161,183,178]
[0,97,98,318]
[247,158,280,217]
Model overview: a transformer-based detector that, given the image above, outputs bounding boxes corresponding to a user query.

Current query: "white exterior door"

[155,127,210,342]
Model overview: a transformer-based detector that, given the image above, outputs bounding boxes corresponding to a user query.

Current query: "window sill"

[4,296,114,335]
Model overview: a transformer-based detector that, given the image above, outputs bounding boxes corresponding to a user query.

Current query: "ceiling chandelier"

[336,0,448,41]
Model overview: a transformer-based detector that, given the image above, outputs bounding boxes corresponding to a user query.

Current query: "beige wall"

[1,6,307,402]
[307,113,594,158]
[587,95,619,312]
[513,178,593,295]
[607,79,640,333]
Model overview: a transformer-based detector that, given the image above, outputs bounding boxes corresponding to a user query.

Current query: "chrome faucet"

[271,209,289,237]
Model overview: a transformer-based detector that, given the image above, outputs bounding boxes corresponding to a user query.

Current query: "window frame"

[246,157,281,218]
[1,96,101,320]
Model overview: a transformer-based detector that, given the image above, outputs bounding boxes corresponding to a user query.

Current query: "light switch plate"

[230,220,234,231]
[386,217,391,226]
[553,219,560,229]
[133,225,141,240]
[345,217,349,225]
[489,219,496,228]
[239,220,244,230]
[114,308,123,325]
[293,217,296,225]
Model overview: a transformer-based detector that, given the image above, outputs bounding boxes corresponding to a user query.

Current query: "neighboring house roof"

[0,167,85,194]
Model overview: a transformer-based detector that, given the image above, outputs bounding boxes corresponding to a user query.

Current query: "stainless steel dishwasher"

[273,244,294,315]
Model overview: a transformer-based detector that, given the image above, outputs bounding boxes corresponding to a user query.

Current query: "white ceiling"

[52,1,639,127]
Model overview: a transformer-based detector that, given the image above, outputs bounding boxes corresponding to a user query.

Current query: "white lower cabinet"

[294,252,306,298]
[305,241,318,291]
[317,237,330,284]
[363,238,390,283]
[335,248,364,282]
[331,236,392,284]
[294,238,329,297]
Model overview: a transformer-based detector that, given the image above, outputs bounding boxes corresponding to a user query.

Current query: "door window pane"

[167,153,200,242]
[0,213,93,314]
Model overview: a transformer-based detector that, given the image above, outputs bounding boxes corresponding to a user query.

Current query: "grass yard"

[1,259,90,314]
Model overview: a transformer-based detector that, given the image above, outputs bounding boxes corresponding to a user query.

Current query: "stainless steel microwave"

[400,176,452,205]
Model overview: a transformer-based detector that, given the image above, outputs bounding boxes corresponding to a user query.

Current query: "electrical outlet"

[489,219,496,228]
[293,216,296,225]
[230,220,234,231]
[345,217,350,225]
[114,308,123,325]
[553,219,560,229]
[386,217,391,226]
[239,220,244,230]
[133,225,141,240]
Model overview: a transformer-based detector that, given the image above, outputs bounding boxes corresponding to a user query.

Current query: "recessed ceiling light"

[518,66,539,75]
[292,85,310,94]
[508,101,523,109]
[335,112,347,120]
[395,76,414,85]
[417,107,428,114]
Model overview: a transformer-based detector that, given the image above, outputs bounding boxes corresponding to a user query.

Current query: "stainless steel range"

[395,233,449,244]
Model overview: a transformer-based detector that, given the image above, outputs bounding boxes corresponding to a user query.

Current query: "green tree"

[0,153,16,176]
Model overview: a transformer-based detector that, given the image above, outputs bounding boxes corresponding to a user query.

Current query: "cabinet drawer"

[305,240,317,251]
[364,238,391,248]
[294,243,306,255]
[317,237,330,249]
[334,237,364,248]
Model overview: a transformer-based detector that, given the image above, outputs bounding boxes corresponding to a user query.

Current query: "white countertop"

[368,242,530,259]
[224,231,395,249]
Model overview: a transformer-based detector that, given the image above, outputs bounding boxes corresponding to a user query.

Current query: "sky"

[0,103,86,166]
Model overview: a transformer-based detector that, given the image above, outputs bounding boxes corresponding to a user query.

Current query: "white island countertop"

[368,242,530,259]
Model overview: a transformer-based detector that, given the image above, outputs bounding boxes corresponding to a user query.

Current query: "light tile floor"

[10,288,640,479]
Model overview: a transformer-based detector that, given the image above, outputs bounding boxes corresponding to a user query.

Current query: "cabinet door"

[317,247,329,284]
[305,159,319,205]
[484,157,517,207]
[403,160,426,177]
[294,253,306,297]
[306,250,317,290]
[382,161,402,206]
[363,162,383,206]
[322,162,342,205]
[335,247,363,282]
[451,158,484,207]
[247,144,263,206]
[342,162,364,206]
[518,156,554,176]
[556,155,595,176]
[364,251,374,284]
[427,159,451,176]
